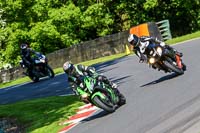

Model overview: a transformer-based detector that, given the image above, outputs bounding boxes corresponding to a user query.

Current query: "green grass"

[166,31,200,44]
[0,76,30,89]
[0,96,84,133]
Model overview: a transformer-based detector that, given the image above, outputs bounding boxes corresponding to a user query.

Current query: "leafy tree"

[140,0,200,36]
[81,3,114,38]
[29,20,61,54]
[3,26,29,65]
[0,0,199,67]
[48,3,82,46]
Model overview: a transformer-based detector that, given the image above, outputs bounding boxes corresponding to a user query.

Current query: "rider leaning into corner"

[63,61,125,104]
[20,43,40,76]
[127,34,186,71]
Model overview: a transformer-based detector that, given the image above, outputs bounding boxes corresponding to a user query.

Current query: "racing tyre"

[93,96,115,113]
[29,75,39,82]
[118,93,126,106]
[46,65,54,78]
[163,60,184,75]
[182,62,187,71]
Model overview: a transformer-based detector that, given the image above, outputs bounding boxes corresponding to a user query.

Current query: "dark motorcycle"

[145,43,186,74]
[20,54,54,82]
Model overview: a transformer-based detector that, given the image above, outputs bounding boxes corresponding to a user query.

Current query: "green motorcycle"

[77,75,126,113]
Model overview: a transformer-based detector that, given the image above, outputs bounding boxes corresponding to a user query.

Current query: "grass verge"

[0,96,84,133]
[166,31,200,44]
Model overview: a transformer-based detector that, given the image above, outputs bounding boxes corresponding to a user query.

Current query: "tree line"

[0,0,199,67]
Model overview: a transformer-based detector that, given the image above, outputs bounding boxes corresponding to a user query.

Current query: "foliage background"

[0,0,199,67]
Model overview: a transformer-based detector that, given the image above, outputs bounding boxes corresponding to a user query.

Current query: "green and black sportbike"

[77,75,126,113]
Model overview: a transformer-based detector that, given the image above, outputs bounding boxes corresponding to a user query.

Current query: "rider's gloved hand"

[139,59,145,63]
[139,54,147,63]
[111,83,118,89]
[160,42,165,47]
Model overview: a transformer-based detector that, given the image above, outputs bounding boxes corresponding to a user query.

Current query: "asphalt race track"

[0,74,73,104]
[0,38,200,133]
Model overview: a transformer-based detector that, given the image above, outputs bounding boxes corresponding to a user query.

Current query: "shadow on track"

[140,73,180,87]
[82,102,126,123]
[82,110,110,123]
[110,75,133,85]
[93,56,130,74]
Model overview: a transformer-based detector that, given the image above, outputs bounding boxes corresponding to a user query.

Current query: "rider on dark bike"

[20,43,40,76]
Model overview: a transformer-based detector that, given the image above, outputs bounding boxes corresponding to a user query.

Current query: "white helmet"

[128,34,139,47]
[63,61,74,74]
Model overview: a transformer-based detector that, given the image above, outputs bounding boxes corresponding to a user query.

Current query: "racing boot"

[173,49,183,57]
[80,93,90,104]
[175,54,182,69]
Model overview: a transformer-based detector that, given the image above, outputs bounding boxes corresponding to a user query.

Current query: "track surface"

[0,38,200,133]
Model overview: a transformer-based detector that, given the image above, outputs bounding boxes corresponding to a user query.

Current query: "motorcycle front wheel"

[46,65,55,78]
[163,60,184,75]
[93,96,116,113]
[29,75,39,82]
[27,69,39,82]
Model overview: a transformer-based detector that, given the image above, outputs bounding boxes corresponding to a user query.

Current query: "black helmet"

[20,43,28,50]
[128,34,139,47]
[63,61,74,74]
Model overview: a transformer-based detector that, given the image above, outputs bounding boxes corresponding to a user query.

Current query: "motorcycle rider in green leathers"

[63,61,125,104]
